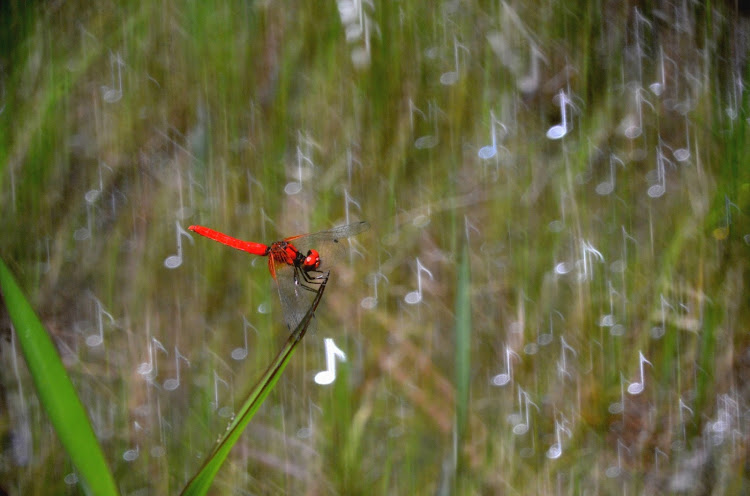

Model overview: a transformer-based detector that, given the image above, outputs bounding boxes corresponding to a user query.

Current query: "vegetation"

[1,1,748,494]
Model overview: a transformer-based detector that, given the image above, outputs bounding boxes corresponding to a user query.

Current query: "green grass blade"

[181,274,329,496]
[0,259,118,496]
[454,243,471,464]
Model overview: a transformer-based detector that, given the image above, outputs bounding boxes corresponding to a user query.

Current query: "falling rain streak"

[4,2,749,494]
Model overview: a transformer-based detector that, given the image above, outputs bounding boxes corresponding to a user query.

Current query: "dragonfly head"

[303,249,321,270]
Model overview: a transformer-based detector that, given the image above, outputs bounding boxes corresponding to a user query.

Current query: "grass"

[182,275,328,495]
[0,259,118,495]
[1,0,749,494]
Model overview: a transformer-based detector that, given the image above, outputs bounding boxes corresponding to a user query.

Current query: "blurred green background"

[1,0,749,494]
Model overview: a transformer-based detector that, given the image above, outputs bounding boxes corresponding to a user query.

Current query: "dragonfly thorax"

[276,241,321,271]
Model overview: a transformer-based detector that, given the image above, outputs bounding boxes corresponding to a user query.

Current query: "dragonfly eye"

[303,249,321,270]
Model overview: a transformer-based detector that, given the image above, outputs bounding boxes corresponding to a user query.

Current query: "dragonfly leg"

[295,267,325,293]
[298,267,333,292]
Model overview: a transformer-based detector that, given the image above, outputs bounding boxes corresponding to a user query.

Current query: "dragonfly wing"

[273,265,319,332]
[286,221,370,273]
[284,221,370,243]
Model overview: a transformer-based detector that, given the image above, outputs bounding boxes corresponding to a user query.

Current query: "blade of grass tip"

[454,244,471,469]
[181,273,329,496]
[0,259,118,496]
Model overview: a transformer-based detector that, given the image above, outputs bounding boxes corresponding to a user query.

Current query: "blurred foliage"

[1,0,749,494]
[0,258,118,495]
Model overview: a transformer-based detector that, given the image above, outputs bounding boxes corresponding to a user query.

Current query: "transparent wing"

[273,265,325,331]
[286,221,370,273]
[284,221,370,244]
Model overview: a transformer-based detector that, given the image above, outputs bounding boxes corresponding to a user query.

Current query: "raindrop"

[123,447,139,462]
[284,182,302,195]
[74,228,90,241]
[674,148,690,162]
[610,260,626,273]
[404,292,422,305]
[599,315,615,327]
[554,262,572,274]
[609,324,625,336]
[163,255,182,269]
[548,220,564,232]
[414,135,438,149]
[547,444,562,459]
[512,423,529,435]
[492,373,510,386]
[84,189,101,203]
[647,184,665,198]
[650,326,665,339]
[605,466,621,478]
[538,333,553,346]
[546,124,567,140]
[360,296,377,309]
[439,72,459,85]
[478,145,497,159]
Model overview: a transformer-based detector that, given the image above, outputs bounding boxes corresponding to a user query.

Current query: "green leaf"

[181,273,329,495]
[0,259,118,496]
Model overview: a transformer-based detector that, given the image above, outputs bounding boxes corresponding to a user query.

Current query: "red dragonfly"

[189,221,369,329]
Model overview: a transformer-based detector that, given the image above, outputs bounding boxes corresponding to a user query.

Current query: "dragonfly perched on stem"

[189,221,369,329]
